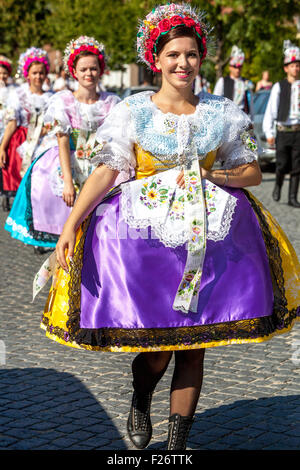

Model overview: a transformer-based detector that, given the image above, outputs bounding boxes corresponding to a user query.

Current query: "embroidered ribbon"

[170,115,207,314]
[172,158,207,314]
[75,129,96,160]
[32,250,58,302]
[74,129,97,184]
[20,109,44,177]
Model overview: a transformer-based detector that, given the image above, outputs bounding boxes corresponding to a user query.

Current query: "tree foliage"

[0,0,51,61]
[0,0,299,85]
[192,0,300,84]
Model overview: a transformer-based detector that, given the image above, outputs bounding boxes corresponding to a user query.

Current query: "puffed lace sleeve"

[43,90,72,135]
[91,99,136,174]
[216,98,257,169]
[4,87,21,124]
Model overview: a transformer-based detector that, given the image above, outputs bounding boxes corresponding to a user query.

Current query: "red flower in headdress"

[159,19,171,32]
[145,51,154,64]
[183,17,196,28]
[150,28,160,41]
[170,15,184,27]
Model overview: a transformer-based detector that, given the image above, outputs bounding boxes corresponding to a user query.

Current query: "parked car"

[251,89,276,168]
[121,85,159,100]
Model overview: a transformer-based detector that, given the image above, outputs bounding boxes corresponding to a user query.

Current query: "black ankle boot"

[33,246,46,254]
[127,383,153,449]
[288,175,300,208]
[166,413,194,450]
[272,172,285,202]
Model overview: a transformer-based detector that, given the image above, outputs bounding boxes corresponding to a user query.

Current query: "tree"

[44,0,158,71]
[1,0,299,85]
[192,0,300,84]
[0,0,51,71]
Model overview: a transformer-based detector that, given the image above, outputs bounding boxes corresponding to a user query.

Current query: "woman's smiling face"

[73,54,101,88]
[154,36,201,89]
[27,63,46,88]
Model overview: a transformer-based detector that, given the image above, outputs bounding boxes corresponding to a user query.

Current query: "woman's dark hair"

[155,25,203,57]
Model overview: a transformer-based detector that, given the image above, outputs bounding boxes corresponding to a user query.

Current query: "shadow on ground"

[148,395,300,450]
[0,368,127,450]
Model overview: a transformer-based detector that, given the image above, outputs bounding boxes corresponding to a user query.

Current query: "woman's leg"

[132,351,173,393]
[127,351,173,449]
[170,349,205,416]
[166,349,205,450]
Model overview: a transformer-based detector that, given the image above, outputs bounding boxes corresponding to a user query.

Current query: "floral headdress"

[0,55,12,75]
[18,47,50,78]
[137,3,210,73]
[63,36,106,79]
[229,46,244,68]
[283,40,300,65]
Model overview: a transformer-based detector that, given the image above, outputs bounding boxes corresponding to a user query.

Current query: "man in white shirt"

[214,46,253,114]
[263,41,300,207]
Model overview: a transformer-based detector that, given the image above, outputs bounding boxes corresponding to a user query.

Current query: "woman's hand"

[62,181,76,207]
[176,167,211,189]
[56,224,76,272]
[0,148,6,168]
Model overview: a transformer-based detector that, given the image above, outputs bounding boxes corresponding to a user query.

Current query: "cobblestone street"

[0,171,300,451]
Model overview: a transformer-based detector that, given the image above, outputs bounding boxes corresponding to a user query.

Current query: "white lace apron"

[18,108,44,177]
[49,129,97,197]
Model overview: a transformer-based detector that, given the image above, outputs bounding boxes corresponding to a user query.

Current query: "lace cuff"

[90,152,130,173]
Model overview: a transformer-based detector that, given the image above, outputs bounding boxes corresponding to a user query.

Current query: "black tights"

[131,349,205,417]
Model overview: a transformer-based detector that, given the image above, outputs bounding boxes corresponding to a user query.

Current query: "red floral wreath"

[144,15,207,73]
[67,45,105,79]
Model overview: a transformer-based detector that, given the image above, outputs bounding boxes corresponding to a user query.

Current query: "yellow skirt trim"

[248,191,300,310]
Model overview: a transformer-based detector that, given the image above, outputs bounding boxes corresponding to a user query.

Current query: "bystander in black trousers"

[273,129,300,207]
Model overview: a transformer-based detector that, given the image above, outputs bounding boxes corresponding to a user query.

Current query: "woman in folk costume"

[0,55,14,210]
[0,48,52,212]
[5,37,122,252]
[35,3,300,450]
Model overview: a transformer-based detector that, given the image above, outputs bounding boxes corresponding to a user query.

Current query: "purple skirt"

[31,146,71,235]
[80,187,273,330]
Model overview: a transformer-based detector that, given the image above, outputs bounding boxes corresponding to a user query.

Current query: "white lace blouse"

[92,90,257,173]
[4,83,53,127]
[43,89,121,135]
[0,84,14,141]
